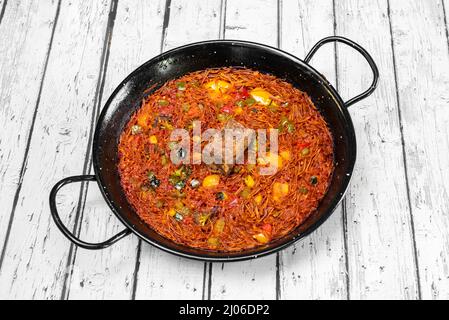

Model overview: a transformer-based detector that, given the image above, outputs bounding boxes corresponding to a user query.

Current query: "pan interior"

[93,41,355,261]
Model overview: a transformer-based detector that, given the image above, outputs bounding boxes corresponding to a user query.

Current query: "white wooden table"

[0,0,448,300]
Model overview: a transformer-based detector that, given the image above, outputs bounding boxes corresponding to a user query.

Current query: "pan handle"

[305,36,379,107]
[49,175,131,250]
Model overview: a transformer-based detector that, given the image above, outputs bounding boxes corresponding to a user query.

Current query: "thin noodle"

[118,67,334,252]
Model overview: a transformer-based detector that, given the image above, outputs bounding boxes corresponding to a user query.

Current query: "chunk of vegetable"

[250,88,274,106]
[147,171,161,189]
[208,237,220,247]
[149,177,161,189]
[280,150,291,161]
[217,113,232,122]
[244,175,255,188]
[137,114,149,128]
[202,175,220,188]
[160,120,173,130]
[174,212,183,221]
[157,99,169,106]
[215,191,227,201]
[156,200,164,208]
[272,182,289,202]
[234,106,243,115]
[169,166,191,190]
[214,218,226,234]
[221,104,234,114]
[174,201,184,210]
[190,179,200,188]
[253,233,269,244]
[176,81,186,91]
[205,80,231,92]
[240,187,251,199]
[257,152,283,169]
[301,148,310,156]
[299,186,308,194]
[279,116,295,133]
[167,141,177,150]
[195,211,211,226]
[174,180,186,190]
[149,135,158,144]
[131,125,142,135]
[254,194,263,205]
[245,97,256,106]
[310,176,318,185]
[182,103,190,112]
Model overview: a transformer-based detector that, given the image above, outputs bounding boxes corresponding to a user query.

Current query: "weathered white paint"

[0,0,58,263]
[278,0,348,300]
[389,0,449,300]
[335,0,419,300]
[0,0,113,299]
[1,0,449,300]
[162,0,223,50]
[208,0,278,300]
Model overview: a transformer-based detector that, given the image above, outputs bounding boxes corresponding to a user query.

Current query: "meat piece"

[207,119,255,175]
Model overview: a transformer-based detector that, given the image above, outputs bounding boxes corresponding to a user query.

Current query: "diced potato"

[149,135,158,144]
[202,174,220,188]
[257,152,283,169]
[131,125,142,135]
[240,187,251,199]
[272,182,289,202]
[174,201,184,210]
[253,233,269,244]
[244,175,255,188]
[280,150,291,161]
[250,88,277,106]
[234,106,243,115]
[167,208,176,217]
[254,194,263,205]
[214,218,226,234]
[208,237,220,247]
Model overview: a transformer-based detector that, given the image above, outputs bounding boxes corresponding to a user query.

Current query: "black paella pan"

[50,36,379,262]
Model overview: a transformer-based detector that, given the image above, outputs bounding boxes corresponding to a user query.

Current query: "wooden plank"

[0,0,59,270]
[278,0,348,300]
[0,0,114,299]
[208,0,278,300]
[0,1,6,25]
[334,0,419,299]
[162,0,223,50]
[389,0,449,300]
[133,0,223,300]
[64,0,168,300]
